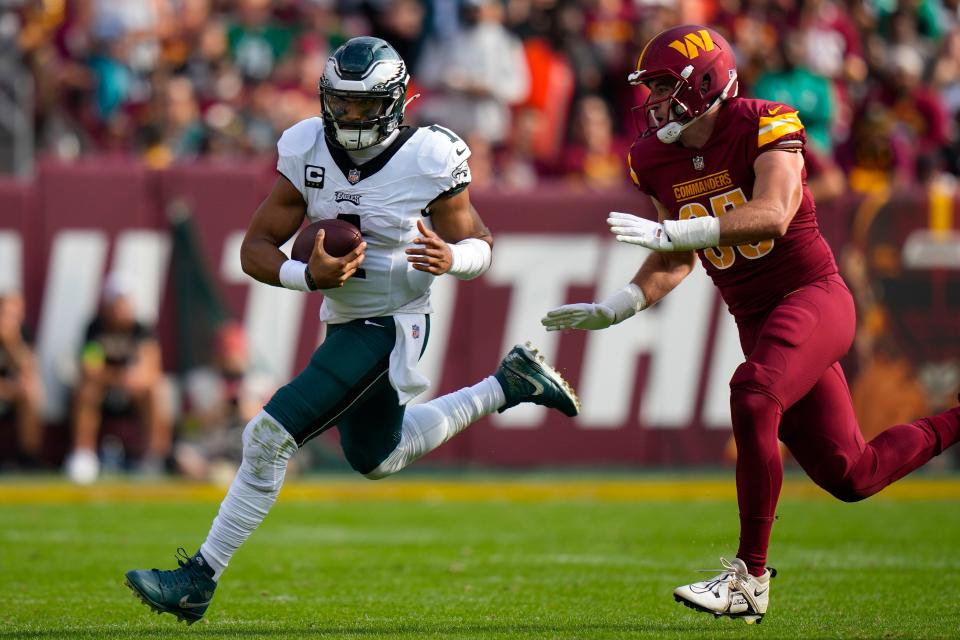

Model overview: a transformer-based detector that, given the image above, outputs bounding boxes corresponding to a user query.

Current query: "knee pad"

[361,404,451,480]
[341,421,406,478]
[730,361,783,413]
[729,363,783,455]
[363,464,390,481]
[730,388,780,423]
[730,361,780,397]
[239,411,298,491]
[825,475,869,503]
[343,446,386,478]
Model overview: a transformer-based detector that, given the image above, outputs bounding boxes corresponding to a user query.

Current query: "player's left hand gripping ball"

[607,212,676,251]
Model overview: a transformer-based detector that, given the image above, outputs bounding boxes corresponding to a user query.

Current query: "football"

[291,218,362,261]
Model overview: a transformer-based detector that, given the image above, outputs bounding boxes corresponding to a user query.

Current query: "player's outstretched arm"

[542,250,694,331]
[621,198,697,308]
[407,188,493,279]
[240,175,308,286]
[544,198,694,331]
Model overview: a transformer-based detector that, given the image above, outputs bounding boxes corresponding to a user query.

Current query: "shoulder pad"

[415,124,471,178]
[277,118,323,157]
[627,136,656,170]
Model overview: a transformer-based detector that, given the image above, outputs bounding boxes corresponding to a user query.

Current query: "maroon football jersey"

[628,98,838,317]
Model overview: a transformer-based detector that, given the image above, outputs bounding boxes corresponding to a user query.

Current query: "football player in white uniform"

[125,36,580,624]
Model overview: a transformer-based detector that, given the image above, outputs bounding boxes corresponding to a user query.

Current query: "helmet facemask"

[321,85,405,150]
[631,71,694,139]
[630,64,737,143]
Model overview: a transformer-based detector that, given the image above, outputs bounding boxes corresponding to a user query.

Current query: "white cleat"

[673,557,776,624]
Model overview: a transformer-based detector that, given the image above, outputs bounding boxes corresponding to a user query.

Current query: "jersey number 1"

[428,124,461,143]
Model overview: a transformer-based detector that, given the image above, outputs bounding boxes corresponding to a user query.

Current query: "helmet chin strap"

[656,71,738,144]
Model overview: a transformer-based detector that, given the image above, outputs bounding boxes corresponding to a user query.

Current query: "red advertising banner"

[6,160,946,467]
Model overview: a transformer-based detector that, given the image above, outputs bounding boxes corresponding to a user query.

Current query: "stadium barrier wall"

[0,160,910,467]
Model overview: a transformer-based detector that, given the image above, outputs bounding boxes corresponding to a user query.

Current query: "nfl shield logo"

[348,168,361,184]
[411,324,420,339]
[693,156,705,171]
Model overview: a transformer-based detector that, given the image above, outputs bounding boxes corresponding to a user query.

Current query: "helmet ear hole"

[700,74,711,96]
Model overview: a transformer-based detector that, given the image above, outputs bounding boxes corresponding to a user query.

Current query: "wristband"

[602,284,648,324]
[662,216,721,250]
[303,267,320,291]
[279,259,312,292]
[447,238,492,280]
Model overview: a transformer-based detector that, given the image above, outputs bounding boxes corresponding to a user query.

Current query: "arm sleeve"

[419,127,473,198]
[276,155,305,194]
[276,118,322,196]
[757,106,806,156]
[440,158,472,198]
[277,155,305,195]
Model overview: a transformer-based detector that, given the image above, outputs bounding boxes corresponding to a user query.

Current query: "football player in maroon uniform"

[542,24,960,624]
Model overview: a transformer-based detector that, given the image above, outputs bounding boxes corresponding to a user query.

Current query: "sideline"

[2,476,960,504]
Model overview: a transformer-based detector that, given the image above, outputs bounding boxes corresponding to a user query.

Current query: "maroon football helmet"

[628,25,739,142]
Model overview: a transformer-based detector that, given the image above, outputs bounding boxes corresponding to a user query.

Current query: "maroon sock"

[730,388,783,577]
[738,515,774,577]
[927,407,960,454]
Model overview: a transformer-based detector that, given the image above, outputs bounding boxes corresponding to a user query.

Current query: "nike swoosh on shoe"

[179,595,212,609]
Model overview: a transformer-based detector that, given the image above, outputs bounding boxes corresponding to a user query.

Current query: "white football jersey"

[276,118,472,323]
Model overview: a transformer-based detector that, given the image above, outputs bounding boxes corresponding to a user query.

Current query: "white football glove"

[541,284,647,332]
[541,302,618,331]
[607,211,720,251]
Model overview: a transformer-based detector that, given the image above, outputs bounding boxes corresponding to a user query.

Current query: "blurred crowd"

[4,0,960,193]
[1,275,281,483]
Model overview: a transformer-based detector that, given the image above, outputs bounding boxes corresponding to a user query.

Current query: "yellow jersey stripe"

[758,111,804,147]
[628,151,640,187]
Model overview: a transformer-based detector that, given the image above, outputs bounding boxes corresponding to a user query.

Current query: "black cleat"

[494,342,581,417]
[125,548,217,624]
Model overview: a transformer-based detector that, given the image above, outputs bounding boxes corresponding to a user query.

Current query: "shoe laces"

[154,548,204,590]
[502,360,535,394]
[696,557,746,595]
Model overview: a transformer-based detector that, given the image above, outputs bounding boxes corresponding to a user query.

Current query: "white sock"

[199,411,297,581]
[366,376,505,479]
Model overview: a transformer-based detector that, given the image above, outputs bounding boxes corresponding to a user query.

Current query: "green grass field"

[2,475,959,639]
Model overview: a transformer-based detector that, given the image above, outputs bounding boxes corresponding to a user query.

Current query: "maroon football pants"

[728,274,960,575]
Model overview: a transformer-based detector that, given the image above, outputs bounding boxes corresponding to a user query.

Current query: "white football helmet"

[319,36,410,150]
